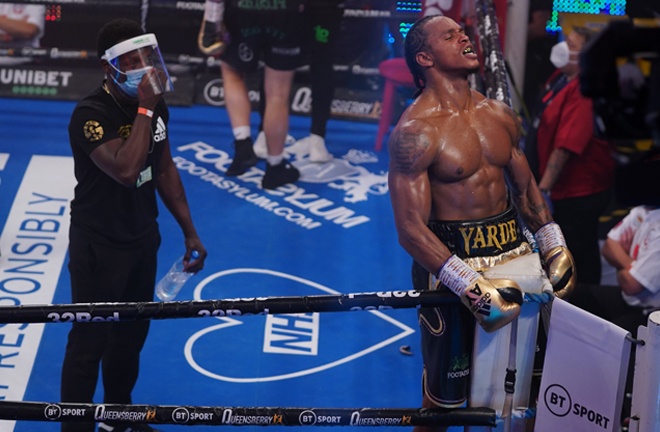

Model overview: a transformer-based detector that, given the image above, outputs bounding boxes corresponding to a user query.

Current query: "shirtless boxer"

[387,16,576,431]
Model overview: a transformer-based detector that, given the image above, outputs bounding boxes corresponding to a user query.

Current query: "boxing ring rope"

[0,290,501,428]
[0,401,496,427]
[0,289,459,324]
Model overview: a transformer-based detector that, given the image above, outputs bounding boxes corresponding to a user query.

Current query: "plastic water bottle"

[155,251,199,301]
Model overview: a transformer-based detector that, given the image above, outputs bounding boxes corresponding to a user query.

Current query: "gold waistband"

[427,206,524,259]
[463,242,534,273]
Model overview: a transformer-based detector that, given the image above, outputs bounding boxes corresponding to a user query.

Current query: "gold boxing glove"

[198,17,227,57]
[534,222,577,299]
[436,255,523,333]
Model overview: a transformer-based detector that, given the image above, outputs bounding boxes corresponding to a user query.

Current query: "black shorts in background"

[220,7,306,72]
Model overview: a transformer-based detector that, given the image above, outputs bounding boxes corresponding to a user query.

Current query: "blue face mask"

[112,66,152,98]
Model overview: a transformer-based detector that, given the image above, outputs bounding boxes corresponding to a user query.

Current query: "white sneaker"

[253,131,268,159]
[285,134,296,146]
[253,131,296,159]
[301,135,333,163]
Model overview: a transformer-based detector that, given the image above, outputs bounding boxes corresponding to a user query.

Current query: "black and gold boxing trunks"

[413,205,533,408]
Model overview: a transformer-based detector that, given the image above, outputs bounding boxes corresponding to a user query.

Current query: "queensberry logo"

[183,269,415,382]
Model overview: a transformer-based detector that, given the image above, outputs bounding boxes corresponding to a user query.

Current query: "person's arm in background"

[537,148,571,194]
[602,210,644,296]
[601,237,633,272]
[602,238,644,296]
[538,81,594,194]
[0,15,39,39]
[0,5,45,42]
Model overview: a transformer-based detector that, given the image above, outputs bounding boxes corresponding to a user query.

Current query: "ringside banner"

[536,299,631,432]
[0,155,74,431]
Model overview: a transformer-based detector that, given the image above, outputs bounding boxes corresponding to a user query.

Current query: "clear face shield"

[102,33,173,99]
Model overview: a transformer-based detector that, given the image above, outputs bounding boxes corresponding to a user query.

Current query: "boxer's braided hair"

[404,15,437,98]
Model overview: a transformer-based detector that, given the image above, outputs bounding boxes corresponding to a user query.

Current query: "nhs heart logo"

[184,268,415,383]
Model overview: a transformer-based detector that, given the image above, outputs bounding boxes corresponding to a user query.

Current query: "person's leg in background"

[261,66,300,189]
[220,61,259,176]
[253,70,296,160]
[295,1,345,163]
[256,6,306,189]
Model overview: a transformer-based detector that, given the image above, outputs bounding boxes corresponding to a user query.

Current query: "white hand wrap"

[534,222,576,299]
[534,222,566,253]
[436,255,479,297]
